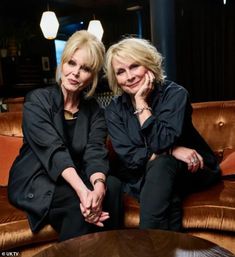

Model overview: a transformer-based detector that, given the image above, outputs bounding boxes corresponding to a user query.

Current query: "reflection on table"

[33,229,235,257]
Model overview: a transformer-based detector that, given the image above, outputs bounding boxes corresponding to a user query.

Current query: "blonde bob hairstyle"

[56,30,105,97]
[104,37,165,95]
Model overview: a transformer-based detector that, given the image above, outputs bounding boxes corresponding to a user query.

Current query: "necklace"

[64,110,79,120]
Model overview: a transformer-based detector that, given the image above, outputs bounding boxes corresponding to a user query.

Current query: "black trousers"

[47,175,122,241]
[137,155,220,231]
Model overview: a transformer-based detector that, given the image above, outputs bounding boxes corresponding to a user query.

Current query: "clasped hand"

[79,185,109,227]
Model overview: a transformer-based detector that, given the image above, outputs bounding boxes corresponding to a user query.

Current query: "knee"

[146,155,178,178]
[149,154,176,166]
[104,176,123,215]
[107,175,122,187]
[106,175,122,194]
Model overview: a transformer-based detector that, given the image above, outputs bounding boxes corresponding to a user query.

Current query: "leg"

[167,193,182,231]
[139,155,181,231]
[103,175,123,229]
[177,162,221,196]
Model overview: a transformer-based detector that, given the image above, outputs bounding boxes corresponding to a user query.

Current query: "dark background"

[175,0,235,102]
[0,0,234,102]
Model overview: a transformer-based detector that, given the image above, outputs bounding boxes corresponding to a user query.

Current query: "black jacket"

[8,85,109,231]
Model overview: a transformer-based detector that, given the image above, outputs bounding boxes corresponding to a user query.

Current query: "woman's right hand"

[134,71,155,103]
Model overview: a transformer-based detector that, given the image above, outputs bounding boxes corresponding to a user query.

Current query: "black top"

[105,80,219,179]
[64,115,78,164]
[8,85,109,231]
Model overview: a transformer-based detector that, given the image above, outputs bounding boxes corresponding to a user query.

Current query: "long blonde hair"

[104,37,165,95]
[56,30,105,97]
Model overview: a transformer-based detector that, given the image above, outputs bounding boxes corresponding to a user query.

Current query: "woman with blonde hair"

[8,30,122,241]
[104,37,220,231]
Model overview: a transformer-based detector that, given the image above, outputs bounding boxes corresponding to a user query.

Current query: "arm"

[81,101,110,226]
[105,102,151,170]
[106,83,191,169]
[82,102,109,178]
[23,90,76,182]
[130,75,191,155]
[140,84,191,154]
[150,146,204,172]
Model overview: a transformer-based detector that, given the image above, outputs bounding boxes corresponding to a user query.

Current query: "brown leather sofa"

[1,100,235,256]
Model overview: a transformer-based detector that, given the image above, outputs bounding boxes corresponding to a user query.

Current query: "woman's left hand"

[80,183,108,226]
[88,183,106,213]
[84,209,110,227]
[172,146,204,172]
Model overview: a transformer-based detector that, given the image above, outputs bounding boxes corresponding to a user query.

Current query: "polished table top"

[33,229,235,257]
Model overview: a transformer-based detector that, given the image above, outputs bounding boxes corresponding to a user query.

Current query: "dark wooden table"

[33,229,235,257]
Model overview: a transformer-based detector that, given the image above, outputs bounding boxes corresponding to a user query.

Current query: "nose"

[72,67,80,77]
[126,69,135,81]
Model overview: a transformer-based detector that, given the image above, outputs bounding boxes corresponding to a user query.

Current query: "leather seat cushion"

[182,179,235,231]
[0,135,23,186]
[123,180,235,232]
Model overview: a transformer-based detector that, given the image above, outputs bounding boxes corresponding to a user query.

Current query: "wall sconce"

[87,19,104,41]
[40,11,59,40]
[223,0,226,4]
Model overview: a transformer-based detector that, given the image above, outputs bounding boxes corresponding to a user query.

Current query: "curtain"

[175,0,235,102]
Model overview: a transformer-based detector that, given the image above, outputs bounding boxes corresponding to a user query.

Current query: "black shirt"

[105,80,219,175]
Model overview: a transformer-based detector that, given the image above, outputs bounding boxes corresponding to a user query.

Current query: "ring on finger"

[87,212,95,218]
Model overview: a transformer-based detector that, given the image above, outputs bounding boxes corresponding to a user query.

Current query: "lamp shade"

[40,11,59,40]
[87,20,104,41]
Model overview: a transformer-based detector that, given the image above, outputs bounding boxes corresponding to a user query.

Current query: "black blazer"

[8,85,109,231]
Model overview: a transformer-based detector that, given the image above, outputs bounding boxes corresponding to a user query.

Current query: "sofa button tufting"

[219,121,224,127]
[28,193,34,199]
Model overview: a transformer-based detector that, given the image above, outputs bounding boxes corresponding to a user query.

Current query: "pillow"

[220,151,235,177]
[0,135,23,186]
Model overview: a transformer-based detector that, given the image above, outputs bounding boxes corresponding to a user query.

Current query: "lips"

[127,81,139,88]
[68,79,79,85]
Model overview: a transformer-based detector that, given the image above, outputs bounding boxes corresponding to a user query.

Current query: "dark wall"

[175,0,235,102]
[1,0,234,102]
[0,37,56,97]
[0,13,57,97]
[0,1,151,97]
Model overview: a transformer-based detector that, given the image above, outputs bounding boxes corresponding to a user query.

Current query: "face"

[112,57,148,95]
[61,48,93,94]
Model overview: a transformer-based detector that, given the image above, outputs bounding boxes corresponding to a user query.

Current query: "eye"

[116,69,125,75]
[81,65,92,73]
[67,60,76,66]
[130,63,139,70]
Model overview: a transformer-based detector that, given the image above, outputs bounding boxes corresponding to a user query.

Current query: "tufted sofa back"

[192,100,235,161]
[0,112,23,137]
[1,100,235,185]
[0,112,23,185]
